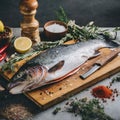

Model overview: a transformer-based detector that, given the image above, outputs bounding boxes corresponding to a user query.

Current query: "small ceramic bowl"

[44,20,68,41]
[0,26,13,45]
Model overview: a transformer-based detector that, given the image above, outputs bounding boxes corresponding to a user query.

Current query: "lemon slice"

[14,37,32,53]
[0,20,4,32]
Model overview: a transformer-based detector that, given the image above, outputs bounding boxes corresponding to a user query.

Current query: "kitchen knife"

[80,48,120,79]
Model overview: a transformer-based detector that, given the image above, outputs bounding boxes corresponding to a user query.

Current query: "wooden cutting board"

[1,46,120,109]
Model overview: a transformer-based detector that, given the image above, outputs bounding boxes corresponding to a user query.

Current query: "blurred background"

[0,0,120,27]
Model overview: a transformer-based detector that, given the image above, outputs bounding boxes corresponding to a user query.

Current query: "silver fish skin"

[8,39,115,94]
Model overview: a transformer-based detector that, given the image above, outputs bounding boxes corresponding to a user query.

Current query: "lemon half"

[0,20,4,32]
[14,37,32,53]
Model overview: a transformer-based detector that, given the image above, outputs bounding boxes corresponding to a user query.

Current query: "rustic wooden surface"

[1,47,120,109]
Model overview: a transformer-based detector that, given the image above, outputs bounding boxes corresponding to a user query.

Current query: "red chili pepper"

[0,52,7,62]
[0,44,9,54]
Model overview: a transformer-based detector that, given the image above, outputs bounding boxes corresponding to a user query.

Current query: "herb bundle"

[56,7,120,42]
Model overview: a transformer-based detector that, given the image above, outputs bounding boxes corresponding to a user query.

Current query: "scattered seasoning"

[59,87,62,90]
[40,92,42,95]
[49,91,54,94]
[2,104,32,120]
[0,27,11,40]
[92,85,112,99]
[53,97,113,120]
[52,107,61,115]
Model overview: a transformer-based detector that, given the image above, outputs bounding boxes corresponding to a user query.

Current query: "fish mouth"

[8,81,38,94]
[8,81,28,94]
[8,81,23,90]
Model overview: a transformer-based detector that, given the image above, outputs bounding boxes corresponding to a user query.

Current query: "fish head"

[8,65,47,94]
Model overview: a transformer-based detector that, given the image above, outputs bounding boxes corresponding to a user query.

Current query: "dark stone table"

[0,28,120,120]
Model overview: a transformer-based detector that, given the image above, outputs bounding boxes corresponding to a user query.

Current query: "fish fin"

[48,60,64,73]
[88,50,100,60]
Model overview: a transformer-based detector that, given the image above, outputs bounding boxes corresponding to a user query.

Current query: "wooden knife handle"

[95,48,120,66]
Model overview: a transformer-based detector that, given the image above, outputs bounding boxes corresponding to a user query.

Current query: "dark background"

[0,0,120,27]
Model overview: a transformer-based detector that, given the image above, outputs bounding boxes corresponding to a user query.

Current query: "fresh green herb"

[111,74,120,83]
[52,107,61,115]
[53,97,114,120]
[56,6,69,23]
[1,51,39,72]
[56,7,119,42]
[67,20,119,42]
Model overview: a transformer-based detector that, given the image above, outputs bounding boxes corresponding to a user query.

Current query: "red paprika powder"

[92,85,112,98]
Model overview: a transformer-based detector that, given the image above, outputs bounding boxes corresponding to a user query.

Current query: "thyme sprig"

[53,98,114,120]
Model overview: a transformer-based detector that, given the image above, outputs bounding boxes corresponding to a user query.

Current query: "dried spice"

[92,75,120,102]
[92,85,112,99]
[2,104,32,120]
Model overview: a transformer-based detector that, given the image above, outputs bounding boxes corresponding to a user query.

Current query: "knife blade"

[80,48,120,79]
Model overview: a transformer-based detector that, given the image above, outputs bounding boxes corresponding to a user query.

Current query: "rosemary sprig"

[1,51,39,72]
[67,20,118,42]
[55,6,69,23]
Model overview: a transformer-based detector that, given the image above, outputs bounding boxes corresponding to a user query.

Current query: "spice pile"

[2,104,32,120]
[92,85,112,99]
[91,80,120,102]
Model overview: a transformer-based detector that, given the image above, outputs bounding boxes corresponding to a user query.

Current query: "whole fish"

[8,39,117,94]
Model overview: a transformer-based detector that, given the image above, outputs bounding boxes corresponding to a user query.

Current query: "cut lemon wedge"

[14,37,32,53]
[0,20,4,32]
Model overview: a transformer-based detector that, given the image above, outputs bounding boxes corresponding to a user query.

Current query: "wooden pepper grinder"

[19,0,40,43]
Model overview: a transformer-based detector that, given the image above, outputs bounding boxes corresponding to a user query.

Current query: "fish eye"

[16,72,27,79]
[17,73,23,78]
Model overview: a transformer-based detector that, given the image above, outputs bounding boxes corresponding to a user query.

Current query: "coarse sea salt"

[45,23,66,33]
